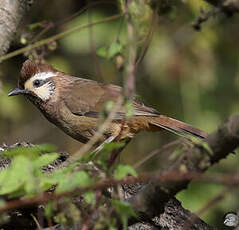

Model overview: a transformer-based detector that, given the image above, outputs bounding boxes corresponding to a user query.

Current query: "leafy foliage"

[2,144,57,159]
[114,164,137,180]
[0,141,138,228]
[0,144,94,198]
[0,145,58,197]
[97,41,124,60]
[112,200,137,230]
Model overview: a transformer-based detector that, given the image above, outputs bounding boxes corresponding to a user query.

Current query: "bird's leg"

[107,119,128,168]
[107,139,131,168]
[93,136,116,154]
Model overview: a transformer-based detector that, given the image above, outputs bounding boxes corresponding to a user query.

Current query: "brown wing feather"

[64,78,160,118]
[62,77,207,139]
[63,79,121,116]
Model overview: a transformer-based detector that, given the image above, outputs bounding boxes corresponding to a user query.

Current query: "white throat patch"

[24,72,56,101]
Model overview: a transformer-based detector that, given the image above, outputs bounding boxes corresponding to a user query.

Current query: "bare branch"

[127,114,239,219]
[0,13,122,62]
[203,0,239,14]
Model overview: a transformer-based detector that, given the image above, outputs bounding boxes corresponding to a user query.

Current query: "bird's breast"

[52,100,100,143]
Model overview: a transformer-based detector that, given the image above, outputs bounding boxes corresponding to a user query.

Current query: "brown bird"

[8,60,207,147]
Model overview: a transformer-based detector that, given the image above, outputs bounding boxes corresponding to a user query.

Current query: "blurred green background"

[1,0,239,228]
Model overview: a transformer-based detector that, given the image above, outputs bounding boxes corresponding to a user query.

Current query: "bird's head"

[8,60,57,103]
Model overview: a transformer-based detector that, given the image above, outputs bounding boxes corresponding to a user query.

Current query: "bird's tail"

[150,115,208,139]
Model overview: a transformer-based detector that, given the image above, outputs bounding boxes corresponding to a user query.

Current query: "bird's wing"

[63,78,160,119]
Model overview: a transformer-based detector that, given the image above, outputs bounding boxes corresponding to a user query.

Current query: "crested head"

[19,60,56,88]
[18,60,58,102]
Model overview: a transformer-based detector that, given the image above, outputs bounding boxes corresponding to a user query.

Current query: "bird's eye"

[33,79,43,88]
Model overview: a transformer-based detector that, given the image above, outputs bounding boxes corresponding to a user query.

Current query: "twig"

[88,7,103,82]
[57,0,117,27]
[196,188,229,217]
[29,1,117,46]
[1,171,239,214]
[80,190,102,230]
[0,14,123,62]
[124,1,137,99]
[182,188,229,230]
[31,213,43,230]
[128,114,239,219]
[133,140,184,169]
[135,2,159,68]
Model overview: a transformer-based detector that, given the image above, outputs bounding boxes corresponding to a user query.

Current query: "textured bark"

[127,114,239,224]
[124,184,215,230]
[0,143,214,230]
[204,0,239,13]
[0,0,34,56]
[153,198,214,230]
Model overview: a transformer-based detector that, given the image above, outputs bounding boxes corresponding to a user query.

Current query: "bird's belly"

[40,102,155,144]
[38,104,97,143]
[59,115,98,143]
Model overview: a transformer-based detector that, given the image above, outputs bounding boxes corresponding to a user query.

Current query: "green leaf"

[39,170,64,191]
[33,153,59,169]
[0,170,7,185]
[3,144,57,160]
[0,151,59,197]
[56,171,92,193]
[112,200,136,230]
[114,164,137,180]
[99,142,125,160]
[97,46,108,59]
[74,171,93,187]
[28,21,46,30]
[0,199,5,208]
[83,191,95,205]
[97,42,123,59]
[79,150,98,163]
[0,156,33,195]
[108,42,123,59]
[45,202,54,218]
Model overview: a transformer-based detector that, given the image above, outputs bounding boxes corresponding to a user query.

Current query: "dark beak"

[8,88,30,96]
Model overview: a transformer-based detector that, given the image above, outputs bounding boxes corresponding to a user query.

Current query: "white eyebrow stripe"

[32,72,55,81]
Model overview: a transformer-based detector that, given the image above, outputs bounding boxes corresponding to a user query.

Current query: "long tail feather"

[150,115,208,139]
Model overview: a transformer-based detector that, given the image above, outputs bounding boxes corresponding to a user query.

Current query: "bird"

[8,60,208,147]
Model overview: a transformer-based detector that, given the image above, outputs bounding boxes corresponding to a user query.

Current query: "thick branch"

[128,114,239,220]
[153,198,214,230]
[0,143,215,230]
[124,182,214,230]
[2,114,239,229]
[204,0,239,13]
[0,0,34,56]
